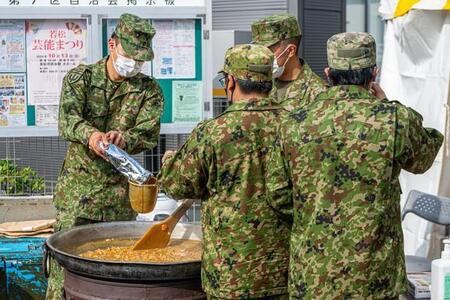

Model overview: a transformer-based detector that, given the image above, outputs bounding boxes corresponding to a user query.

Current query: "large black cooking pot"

[44,221,202,282]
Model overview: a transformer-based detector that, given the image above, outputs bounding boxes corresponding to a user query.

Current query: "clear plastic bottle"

[431,239,450,299]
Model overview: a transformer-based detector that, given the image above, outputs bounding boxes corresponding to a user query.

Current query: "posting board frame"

[0,3,212,136]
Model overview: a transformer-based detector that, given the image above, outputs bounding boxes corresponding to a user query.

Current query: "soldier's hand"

[106,130,125,149]
[370,82,387,100]
[88,131,108,160]
[162,150,176,164]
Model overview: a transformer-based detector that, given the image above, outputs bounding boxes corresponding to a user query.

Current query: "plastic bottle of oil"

[431,239,450,299]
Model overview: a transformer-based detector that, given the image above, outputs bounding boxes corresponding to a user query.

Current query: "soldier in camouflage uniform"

[158,44,291,299]
[46,14,164,299]
[267,32,444,299]
[251,14,327,111]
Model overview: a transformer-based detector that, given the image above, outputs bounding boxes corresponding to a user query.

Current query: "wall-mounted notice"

[36,105,59,127]
[172,81,202,123]
[0,20,26,72]
[0,74,26,127]
[26,19,87,106]
[153,20,195,79]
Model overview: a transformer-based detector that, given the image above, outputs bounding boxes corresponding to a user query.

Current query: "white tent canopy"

[380,0,450,19]
[379,0,450,258]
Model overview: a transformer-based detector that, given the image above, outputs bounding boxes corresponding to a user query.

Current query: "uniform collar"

[300,60,315,81]
[271,59,318,104]
[224,97,275,113]
[291,59,313,84]
[90,56,144,96]
[316,84,374,101]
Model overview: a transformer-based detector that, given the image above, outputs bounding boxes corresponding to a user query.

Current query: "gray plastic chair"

[402,189,450,272]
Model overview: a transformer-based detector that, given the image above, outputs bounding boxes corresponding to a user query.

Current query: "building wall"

[212,0,290,30]
[298,0,346,75]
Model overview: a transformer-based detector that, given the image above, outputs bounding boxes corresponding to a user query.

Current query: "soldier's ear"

[227,75,236,90]
[288,44,297,58]
[108,38,116,53]
[324,67,330,79]
[372,67,379,82]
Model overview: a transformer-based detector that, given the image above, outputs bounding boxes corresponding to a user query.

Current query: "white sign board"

[152,19,196,78]
[1,0,205,7]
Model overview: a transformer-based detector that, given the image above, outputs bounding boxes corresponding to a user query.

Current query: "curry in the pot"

[79,238,201,263]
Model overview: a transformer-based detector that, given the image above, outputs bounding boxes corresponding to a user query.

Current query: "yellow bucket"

[128,178,158,214]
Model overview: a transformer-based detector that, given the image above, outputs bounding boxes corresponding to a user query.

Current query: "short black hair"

[327,67,375,86]
[110,32,119,42]
[236,78,272,94]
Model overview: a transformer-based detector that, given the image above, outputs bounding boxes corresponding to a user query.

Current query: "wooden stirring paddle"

[133,199,194,250]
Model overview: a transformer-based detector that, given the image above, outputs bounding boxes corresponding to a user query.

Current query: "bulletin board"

[102,18,203,124]
[0,0,212,137]
[0,18,88,128]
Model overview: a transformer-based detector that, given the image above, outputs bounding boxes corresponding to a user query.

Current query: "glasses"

[218,73,227,87]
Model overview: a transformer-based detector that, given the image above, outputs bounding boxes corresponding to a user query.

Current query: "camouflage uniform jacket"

[54,57,164,229]
[268,85,443,299]
[158,98,291,299]
[269,60,327,111]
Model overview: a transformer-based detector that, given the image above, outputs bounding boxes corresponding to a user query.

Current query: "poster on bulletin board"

[172,80,202,123]
[0,20,26,73]
[0,73,26,127]
[152,20,196,79]
[26,19,87,126]
[0,18,87,128]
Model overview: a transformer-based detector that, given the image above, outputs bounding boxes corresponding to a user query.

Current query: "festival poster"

[26,19,87,106]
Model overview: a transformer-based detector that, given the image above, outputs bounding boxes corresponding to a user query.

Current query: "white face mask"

[272,46,291,79]
[112,48,144,78]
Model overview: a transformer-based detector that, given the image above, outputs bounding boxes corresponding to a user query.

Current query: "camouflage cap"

[327,32,376,70]
[221,44,274,82]
[251,14,301,48]
[115,13,155,61]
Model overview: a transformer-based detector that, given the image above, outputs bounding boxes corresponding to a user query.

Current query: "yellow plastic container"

[128,177,158,214]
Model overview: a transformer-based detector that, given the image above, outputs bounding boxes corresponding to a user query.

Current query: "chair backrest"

[402,190,450,226]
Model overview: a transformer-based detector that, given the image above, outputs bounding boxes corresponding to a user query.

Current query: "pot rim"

[46,221,202,266]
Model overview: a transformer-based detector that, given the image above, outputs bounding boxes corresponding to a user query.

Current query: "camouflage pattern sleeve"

[266,137,293,220]
[158,122,211,200]
[395,104,444,173]
[122,80,164,154]
[58,66,98,146]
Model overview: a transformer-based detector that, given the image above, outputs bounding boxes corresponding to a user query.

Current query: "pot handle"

[43,242,51,278]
